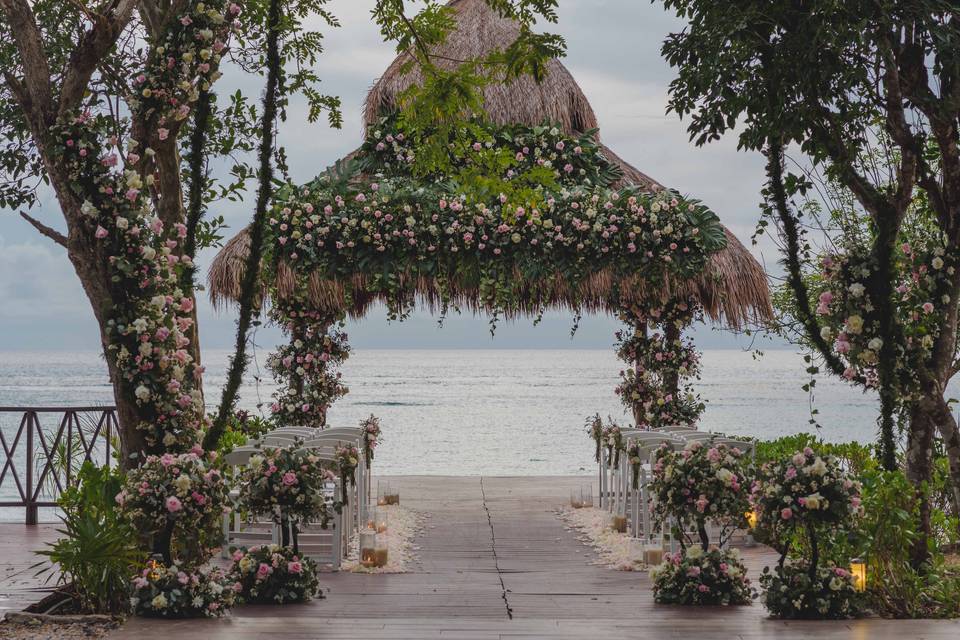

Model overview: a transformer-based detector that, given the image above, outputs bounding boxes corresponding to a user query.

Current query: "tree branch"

[19,211,68,247]
[58,0,139,116]
[765,138,846,378]
[0,0,54,125]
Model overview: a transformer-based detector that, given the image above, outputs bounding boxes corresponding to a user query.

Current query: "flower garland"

[812,241,954,397]
[130,559,236,618]
[266,304,349,427]
[360,414,381,468]
[614,300,704,428]
[227,544,322,604]
[52,1,240,453]
[116,451,228,566]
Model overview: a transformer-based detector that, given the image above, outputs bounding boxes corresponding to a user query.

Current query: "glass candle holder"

[610,512,627,534]
[581,485,593,508]
[642,541,664,566]
[363,506,378,531]
[374,537,389,568]
[375,510,388,534]
[360,531,377,568]
[377,481,391,506]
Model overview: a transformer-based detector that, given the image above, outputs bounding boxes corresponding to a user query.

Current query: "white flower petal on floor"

[557,507,649,572]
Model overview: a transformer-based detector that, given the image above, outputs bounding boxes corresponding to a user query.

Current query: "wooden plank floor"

[3,476,959,639]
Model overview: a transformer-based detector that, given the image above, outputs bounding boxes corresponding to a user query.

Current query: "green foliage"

[846,469,960,618]
[754,435,877,477]
[34,463,144,614]
[215,410,276,455]
[370,0,566,180]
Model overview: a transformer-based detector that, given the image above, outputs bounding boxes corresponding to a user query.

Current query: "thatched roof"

[207,0,772,329]
[365,0,598,139]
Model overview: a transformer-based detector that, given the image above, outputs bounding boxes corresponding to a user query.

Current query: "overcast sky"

[0,0,781,352]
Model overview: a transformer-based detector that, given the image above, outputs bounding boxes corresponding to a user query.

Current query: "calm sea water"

[1,347,883,479]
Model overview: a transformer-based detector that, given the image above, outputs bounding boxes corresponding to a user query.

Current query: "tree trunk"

[905,402,935,567]
[937,413,960,521]
[663,320,681,399]
[67,241,151,470]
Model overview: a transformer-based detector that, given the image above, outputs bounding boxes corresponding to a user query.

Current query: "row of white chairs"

[597,426,755,551]
[221,425,372,570]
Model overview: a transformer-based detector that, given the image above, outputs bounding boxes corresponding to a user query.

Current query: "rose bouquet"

[227,544,322,604]
[586,414,604,463]
[240,445,333,534]
[116,450,228,565]
[752,448,863,618]
[652,547,754,605]
[760,562,860,619]
[649,440,752,550]
[130,559,236,618]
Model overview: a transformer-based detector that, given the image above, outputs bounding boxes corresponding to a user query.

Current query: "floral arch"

[208,0,772,430]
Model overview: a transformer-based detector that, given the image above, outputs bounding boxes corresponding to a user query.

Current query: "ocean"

[1,348,883,479]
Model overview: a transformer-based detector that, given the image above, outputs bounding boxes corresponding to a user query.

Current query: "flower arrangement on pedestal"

[360,414,382,467]
[752,448,864,618]
[648,440,754,605]
[239,445,334,548]
[585,415,623,468]
[116,451,229,566]
[226,544,322,604]
[335,443,360,505]
[130,560,236,618]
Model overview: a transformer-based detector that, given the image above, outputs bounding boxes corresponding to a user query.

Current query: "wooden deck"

[3,476,959,639]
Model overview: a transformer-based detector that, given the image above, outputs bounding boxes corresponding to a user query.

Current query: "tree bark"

[905,402,936,567]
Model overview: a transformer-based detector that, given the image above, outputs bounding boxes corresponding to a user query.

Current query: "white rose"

[151,295,167,308]
[151,594,168,609]
[174,474,192,493]
[132,318,148,333]
[932,257,944,270]
[848,282,866,297]
[162,432,177,446]
[867,337,883,351]
[135,385,151,401]
[143,246,156,261]
[81,200,98,216]
[687,546,703,559]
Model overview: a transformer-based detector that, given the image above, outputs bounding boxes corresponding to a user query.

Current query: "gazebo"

[208,0,772,427]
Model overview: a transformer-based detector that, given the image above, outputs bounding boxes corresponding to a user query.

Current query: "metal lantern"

[850,558,867,592]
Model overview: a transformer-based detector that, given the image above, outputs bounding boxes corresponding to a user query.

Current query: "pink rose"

[257,563,272,579]
[95,226,109,239]
[282,471,298,486]
[166,496,182,513]
[922,302,934,314]
[288,561,302,574]
[686,566,701,577]
[780,508,793,520]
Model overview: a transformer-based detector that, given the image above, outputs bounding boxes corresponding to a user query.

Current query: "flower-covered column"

[615,298,704,428]
[268,301,350,427]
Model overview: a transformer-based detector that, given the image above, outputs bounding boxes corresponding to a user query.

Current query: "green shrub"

[34,463,144,614]
[848,469,960,618]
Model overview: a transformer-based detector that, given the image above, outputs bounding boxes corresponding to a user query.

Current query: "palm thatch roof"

[208,0,772,329]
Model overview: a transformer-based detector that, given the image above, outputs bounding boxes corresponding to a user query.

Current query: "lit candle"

[850,558,867,592]
[745,509,758,529]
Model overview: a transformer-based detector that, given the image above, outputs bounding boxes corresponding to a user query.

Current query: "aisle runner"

[558,507,650,571]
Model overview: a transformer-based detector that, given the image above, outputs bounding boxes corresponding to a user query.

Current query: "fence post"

[25,411,37,526]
